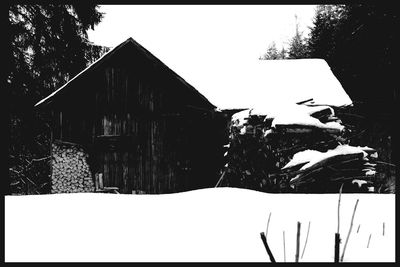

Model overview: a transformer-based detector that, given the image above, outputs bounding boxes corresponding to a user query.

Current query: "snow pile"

[219,102,380,193]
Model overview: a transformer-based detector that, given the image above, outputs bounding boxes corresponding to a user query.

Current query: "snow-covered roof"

[200,58,353,110]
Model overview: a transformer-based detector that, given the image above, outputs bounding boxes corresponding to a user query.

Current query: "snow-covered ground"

[5,188,395,262]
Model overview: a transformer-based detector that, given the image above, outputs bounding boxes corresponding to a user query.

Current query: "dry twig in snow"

[338,183,344,233]
[340,199,359,262]
[383,222,385,236]
[266,212,272,238]
[283,231,286,262]
[367,234,372,248]
[260,232,276,263]
[335,184,344,262]
[295,222,301,262]
[301,221,311,259]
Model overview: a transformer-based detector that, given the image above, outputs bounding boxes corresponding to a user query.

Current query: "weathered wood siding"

[49,45,224,194]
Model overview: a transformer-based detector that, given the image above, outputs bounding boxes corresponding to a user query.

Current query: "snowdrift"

[5,188,395,262]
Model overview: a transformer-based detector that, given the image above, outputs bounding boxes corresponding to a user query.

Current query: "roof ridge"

[34,37,215,109]
[123,38,215,109]
[34,37,133,107]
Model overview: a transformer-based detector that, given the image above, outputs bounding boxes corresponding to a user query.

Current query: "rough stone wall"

[51,141,95,193]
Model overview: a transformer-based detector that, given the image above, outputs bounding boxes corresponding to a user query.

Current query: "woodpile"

[282,145,377,192]
[220,102,380,193]
[51,141,95,193]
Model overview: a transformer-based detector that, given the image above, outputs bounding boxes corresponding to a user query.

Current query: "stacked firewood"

[220,103,379,193]
[51,141,95,193]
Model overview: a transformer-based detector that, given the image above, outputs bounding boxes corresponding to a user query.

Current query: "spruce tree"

[8,4,109,194]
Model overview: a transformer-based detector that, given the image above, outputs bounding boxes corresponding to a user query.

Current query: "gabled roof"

[34,37,216,109]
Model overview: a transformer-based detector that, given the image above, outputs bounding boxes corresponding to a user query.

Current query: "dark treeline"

[308,4,398,113]
[261,4,399,112]
[8,4,109,194]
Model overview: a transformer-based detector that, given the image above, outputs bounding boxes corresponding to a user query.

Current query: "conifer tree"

[8,4,109,194]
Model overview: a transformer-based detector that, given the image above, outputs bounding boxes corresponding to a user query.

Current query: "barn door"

[94,136,137,193]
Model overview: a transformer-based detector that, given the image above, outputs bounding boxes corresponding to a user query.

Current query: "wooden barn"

[34,37,228,194]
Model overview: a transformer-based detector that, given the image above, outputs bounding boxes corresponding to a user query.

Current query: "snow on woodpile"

[219,102,381,193]
[283,145,373,170]
[284,145,378,190]
[271,112,344,134]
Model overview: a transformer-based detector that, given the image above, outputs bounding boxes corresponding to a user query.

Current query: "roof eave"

[34,38,135,108]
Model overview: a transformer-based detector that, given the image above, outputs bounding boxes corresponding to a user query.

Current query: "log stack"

[221,103,380,193]
[281,145,378,192]
[51,141,95,193]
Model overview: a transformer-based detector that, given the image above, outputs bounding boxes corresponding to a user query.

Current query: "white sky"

[87,5,353,109]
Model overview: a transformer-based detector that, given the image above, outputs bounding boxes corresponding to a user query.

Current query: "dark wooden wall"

[48,44,225,194]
